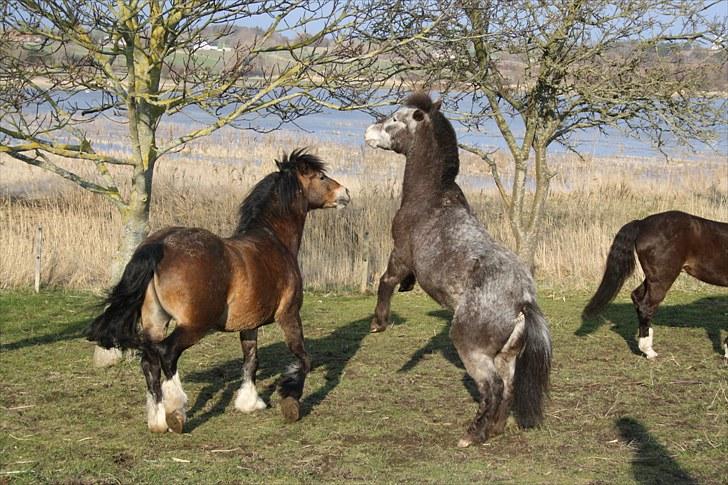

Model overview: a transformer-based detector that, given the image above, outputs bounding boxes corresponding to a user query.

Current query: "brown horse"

[86,150,350,433]
[583,210,728,359]
[365,93,551,447]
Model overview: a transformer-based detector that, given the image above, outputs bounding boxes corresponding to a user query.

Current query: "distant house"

[709,36,725,51]
[102,36,126,47]
[193,40,232,52]
[7,31,44,44]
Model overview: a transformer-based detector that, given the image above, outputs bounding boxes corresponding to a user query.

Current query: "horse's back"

[636,211,728,286]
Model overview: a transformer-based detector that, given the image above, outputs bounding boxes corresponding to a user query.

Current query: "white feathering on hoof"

[161,373,188,414]
[284,362,301,377]
[638,327,658,359]
[234,381,267,413]
[146,393,168,433]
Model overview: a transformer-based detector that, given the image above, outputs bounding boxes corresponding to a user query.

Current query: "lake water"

[32,90,728,162]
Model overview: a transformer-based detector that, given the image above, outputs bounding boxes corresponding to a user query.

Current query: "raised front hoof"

[280,397,301,423]
[166,410,186,434]
[370,318,389,333]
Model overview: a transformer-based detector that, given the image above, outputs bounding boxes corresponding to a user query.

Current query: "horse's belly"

[223,297,276,331]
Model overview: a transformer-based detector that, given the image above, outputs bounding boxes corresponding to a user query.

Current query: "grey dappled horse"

[365,93,552,447]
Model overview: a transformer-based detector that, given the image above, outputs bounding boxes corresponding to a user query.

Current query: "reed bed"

[1,123,726,292]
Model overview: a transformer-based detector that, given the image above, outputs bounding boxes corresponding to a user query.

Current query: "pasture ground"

[1,289,726,484]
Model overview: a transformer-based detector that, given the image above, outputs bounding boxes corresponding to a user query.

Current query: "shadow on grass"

[616,417,697,485]
[183,313,396,431]
[0,319,89,352]
[396,309,479,403]
[576,296,728,357]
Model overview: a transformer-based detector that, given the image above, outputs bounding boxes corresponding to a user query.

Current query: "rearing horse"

[365,93,552,447]
[87,150,350,433]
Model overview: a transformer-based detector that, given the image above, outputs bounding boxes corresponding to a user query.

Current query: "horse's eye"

[319,174,326,180]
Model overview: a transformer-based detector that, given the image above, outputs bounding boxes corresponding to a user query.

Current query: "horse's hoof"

[457,436,474,448]
[280,397,301,423]
[645,350,658,360]
[166,410,185,434]
[148,422,168,433]
[370,319,389,333]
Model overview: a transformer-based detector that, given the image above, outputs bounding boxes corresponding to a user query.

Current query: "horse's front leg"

[234,328,267,413]
[371,251,412,333]
[277,308,311,423]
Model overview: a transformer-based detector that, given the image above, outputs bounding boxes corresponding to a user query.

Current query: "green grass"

[1,289,726,484]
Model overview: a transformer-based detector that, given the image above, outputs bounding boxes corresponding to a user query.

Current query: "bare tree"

[366,0,727,268]
[0,0,437,366]
[0,0,419,279]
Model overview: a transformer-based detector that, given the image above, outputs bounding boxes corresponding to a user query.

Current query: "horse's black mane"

[233,149,326,237]
[404,92,460,186]
[403,92,434,112]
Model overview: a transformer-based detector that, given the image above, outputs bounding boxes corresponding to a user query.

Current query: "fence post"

[34,225,43,293]
[359,230,370,293]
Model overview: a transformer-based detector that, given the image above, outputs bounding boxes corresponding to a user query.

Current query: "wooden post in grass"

[34,226,42,293]
[359,230,370,293]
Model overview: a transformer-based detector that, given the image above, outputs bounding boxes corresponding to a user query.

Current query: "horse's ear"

[413,109,425,121]
[432,99,442,112]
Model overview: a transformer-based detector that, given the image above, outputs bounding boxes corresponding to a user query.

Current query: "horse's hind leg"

[141,346,168,433]
[234,328,267,413]
[277,310,311,422]
[631,274,676,359]
[491,313,526,435]
[450,317,502,447]
[371,251,411,332]
[139,286,188,432]
[153,326,207,433]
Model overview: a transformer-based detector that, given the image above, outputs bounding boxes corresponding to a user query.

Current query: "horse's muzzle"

[335,187,351,209]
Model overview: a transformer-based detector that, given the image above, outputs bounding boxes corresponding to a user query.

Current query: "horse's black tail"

[86,243,164,350]
[513,301,552,429]
[583,220,641,317]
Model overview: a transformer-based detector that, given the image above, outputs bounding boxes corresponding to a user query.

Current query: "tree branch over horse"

[86,150,350,433]
[364,93,552,447]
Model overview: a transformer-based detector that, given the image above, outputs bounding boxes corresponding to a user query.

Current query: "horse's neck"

[268,213,307,256]
[401,135,457,206]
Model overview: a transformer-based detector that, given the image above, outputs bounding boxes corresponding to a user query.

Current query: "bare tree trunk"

[94,106,157,368]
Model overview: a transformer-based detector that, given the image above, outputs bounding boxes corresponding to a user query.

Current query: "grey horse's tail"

[513,301,552,428]
[85,243,163,350]
[583,220,640,317]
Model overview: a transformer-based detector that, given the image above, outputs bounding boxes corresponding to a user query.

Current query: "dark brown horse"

[86,150,350,433]
[364,93,551,447]
[583,210,728,359]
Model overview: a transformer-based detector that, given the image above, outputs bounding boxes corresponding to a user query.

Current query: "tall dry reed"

[1,124,726,292]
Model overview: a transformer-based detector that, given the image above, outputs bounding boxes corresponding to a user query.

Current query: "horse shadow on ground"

[183,312,407,431]
[396,309,479,403]
[616,417,697,484]
[0,318,90,352]
[576,296,728,357]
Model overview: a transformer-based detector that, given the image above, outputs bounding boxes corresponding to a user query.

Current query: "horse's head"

[278,149,351,210]
[364,93,443,155]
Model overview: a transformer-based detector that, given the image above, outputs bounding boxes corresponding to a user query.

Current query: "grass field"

[1,289,726,484]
